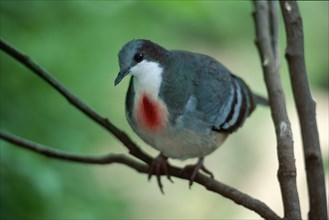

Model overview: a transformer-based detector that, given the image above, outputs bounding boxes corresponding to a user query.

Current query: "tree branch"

[0,130,147,172]
[280,1,328,219]
[0,129,281,220]
[0,38,281,219]
[0,38,152,165]
[269,1,279,66]
[252,2,301,219]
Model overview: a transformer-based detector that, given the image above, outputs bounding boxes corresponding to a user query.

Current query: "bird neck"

[130,60,169,132]
[131,60,163,97]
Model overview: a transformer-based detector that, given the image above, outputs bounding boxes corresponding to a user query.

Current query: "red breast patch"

[135,93,167,132]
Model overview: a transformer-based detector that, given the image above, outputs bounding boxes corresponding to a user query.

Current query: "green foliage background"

[0,1,328,219]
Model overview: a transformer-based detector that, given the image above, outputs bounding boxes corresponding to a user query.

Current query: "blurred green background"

[0,1,328,219]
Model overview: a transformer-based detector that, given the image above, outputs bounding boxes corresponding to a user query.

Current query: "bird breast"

[134,93,168,133]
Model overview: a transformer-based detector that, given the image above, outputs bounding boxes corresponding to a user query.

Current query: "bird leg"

[182,157,214,188]
[148,153,173,194]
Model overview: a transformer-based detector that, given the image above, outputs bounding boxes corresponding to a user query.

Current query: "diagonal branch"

[252,1,301,219]
[280,1,328,219]
[0,130,147,172]
[0,38,152,165]
[0,129,281,220]
[0,38,281,220]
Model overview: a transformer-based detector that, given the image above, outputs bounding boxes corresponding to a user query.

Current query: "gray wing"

[162,51,255,132]
[191,54,255,132]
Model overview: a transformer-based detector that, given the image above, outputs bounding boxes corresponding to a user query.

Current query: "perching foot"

[148,153,173,194]
[182,157,214,188]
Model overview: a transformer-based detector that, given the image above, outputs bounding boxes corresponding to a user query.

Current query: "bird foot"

[148,153,173,194]
[182,157,214,188]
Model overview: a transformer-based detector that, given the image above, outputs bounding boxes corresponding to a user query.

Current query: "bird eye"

[134,53,144,63]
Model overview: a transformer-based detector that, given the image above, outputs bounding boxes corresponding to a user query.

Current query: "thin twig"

[252,1,301,219]
[0,129,281,220]
[0,38,152,165]
[269,1,279,66]
[0,130,147,172]
[280,1,328,219]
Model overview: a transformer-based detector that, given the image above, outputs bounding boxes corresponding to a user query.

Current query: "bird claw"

[182,157,214,188]
[148,153,173,194]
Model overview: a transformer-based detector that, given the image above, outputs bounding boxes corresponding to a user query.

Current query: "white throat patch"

[130,60,164,98]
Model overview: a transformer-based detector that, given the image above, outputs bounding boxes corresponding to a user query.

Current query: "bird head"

[114,39,169,86]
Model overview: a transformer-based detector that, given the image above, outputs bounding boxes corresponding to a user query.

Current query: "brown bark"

[280,1,328,219]
[253,2,301,219]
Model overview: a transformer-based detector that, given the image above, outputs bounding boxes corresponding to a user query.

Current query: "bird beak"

[114,68,130,86]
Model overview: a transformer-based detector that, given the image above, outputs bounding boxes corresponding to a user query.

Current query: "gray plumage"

[115,39,263,160]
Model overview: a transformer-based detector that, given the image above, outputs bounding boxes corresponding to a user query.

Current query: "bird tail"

[253,94,269,106]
